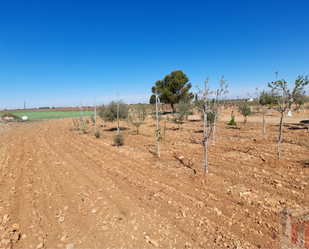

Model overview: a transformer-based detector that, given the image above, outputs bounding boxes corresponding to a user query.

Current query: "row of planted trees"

[72,74,308,174]
[72,95,194,148]
[180,74,308,174]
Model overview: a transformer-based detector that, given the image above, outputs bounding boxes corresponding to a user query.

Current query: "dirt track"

[0,110,309,248]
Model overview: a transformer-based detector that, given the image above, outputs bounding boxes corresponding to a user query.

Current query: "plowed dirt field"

[1,109,309,248]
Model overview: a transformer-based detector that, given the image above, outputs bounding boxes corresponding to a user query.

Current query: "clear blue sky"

[1,0,308,109]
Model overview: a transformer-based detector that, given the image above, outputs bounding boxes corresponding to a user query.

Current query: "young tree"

[238,102,254,126]
[293,90,307,110]
[195,75,228,146]
[268,75,309,159]
[259,90,278,106]
[152,70,194,112]
[155,90,161,157]
[103,100,129,131]
[254,89,267,139]
[171,100,191,129]
[127,105,147,134]
[191,77,212,174]
[210,76,228,146]
[98,104,106,127]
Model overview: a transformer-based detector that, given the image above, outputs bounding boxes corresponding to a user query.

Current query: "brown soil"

[0,108,309,248]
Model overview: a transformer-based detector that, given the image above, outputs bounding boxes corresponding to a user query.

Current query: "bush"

[94,131,100,138]
[238,103,254,124]
[127,105,147,133]
[171,100,191,128]
[113,133,125,147]
[90,116,95,124]
[151,110,164,122]
[201,112,215,124]
[103,100,129,122]
[229,115,237,125]
[259,91,279,105]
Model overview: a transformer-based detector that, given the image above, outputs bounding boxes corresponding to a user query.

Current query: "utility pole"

[24,100,26,116]
[275,70,279,82]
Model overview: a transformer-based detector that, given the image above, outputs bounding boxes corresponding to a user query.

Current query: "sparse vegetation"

[94,130,100,138]
[238,103,254,125]
[113,133,125,147]
[127,105,147,134]
[171,100,191,129]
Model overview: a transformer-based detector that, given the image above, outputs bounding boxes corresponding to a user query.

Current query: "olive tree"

[171,100,192,129]
[127,104,147,134]
[238,102,254,126]
[268,75,309,159]
[190,77,213,173]
[195,75,228,146]
[103,100,129,133]
[98,104,106,127]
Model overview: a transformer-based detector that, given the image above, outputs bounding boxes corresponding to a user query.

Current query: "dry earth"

[0,108,309,249]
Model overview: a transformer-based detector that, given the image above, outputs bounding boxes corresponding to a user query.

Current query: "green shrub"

[113,133,125,147]
[201,112,215,124]
[238,103,254,124]
[103,100,129,122]
[94,130,100,138]
[171,100,191,129]
[127,105,147,133]
[229,115,237,125]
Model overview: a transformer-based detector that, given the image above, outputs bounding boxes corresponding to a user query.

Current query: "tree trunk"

[171,103,175,113]
[203,80,208,174]
[117,93,119,135]
[211,114,216,146]
[156,90,160,157]
[203,103,208,173]
[204,140,208,174]
[278,112,284,159]
[263,111,266,140]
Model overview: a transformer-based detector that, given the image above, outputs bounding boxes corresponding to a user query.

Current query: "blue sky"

[1,0,308,109]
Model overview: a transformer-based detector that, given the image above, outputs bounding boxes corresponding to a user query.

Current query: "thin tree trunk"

[204,80,208,174]
[211,113,216,146]
[80,100,83,131]
[94,97,96,134]
[164,121,166,140]
[117,93,119,135]
[156,90,160,157]
[263,111,266,140]
[87,105,88,122]
[93,97,97,134]
[278,112,284,159]
[204,140,208,174]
